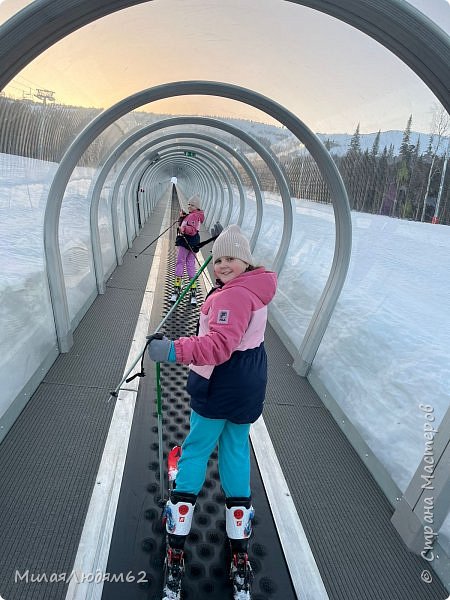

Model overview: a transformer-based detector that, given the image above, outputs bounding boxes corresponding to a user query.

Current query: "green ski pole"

[109,254,212,399]
[155,361,165,501]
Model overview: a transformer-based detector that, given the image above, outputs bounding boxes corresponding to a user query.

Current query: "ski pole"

[152,256,213,500]
[177,224,223,288]
[134,219,179,258]
[108,253,213,399]
[153,253,212,331]
[155,361,165,501]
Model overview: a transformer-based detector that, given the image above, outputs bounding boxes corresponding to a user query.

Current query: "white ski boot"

[170,277,182,303]
[190,289,197,305]
[226,501,254,600]
[161,493,196,600]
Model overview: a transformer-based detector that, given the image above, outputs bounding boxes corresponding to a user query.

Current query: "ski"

[230,551,253,600]
[169,288,180,303]
[161,547,184,600]
[161,446,183,600]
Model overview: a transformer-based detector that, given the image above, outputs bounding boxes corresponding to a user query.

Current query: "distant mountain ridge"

[315,130,444,157]
[217,116,448,157]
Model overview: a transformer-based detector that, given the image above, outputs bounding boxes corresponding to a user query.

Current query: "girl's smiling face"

[214,256,248,284]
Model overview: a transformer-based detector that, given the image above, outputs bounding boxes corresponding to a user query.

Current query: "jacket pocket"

[186,370,210,401]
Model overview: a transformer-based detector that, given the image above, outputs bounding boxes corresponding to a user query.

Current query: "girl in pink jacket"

[171,194,205,305]
[148,225,277,599]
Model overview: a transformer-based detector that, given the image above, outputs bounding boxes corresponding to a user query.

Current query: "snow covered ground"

[1,152,450,546]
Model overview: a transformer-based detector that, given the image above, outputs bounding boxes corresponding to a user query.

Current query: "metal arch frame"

[176,162,205,201]
[165,144,236,226]
[175,159,214,210]
[88,115,270,275]
[142,146,235,228]
[161,162,198,201]
[42,82,349,404]
[43,93,294,346]
[96,128,263,269]
[141,163,176,216]
[130,148,226,228]
[105,146,214,258]
[108,144,222,263]
[156,152,227,227]
[122,144,234,234]
[0,0,448,112]
[125,139,242,230]
[139,145,234,225]
[129,120,266,229]
[121,152,216,247]
[166,159,213,210]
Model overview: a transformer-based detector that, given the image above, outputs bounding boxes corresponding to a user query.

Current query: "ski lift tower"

[34,89,55,105]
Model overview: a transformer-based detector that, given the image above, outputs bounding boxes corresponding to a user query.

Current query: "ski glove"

[147,334,176,363]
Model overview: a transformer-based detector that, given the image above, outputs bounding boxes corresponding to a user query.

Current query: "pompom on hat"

[187,194,201,209]
[212,224,254,266]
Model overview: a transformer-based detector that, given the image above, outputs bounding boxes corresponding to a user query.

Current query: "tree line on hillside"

[251,113,449,226]
[1,96,448,225]
[334,114,449,224]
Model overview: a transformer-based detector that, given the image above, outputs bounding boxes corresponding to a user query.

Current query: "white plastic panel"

[98,181,116,277]
[59,166,97,321]
[311,214,450,492]
[0,153,57,418]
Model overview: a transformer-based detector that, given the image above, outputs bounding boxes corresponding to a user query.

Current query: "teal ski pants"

[175,409,251,498]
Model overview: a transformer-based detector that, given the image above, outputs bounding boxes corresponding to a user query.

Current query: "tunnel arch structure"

[40,82,350,383]
[89,116,277,257]
[107,141,244,265]
[111,138,249,240]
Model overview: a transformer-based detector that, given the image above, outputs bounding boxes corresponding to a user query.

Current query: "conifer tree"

[399,114,413,164]
[339,123,363,209]
[371,130,381,157]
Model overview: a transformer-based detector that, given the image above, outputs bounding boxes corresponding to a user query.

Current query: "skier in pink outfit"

[171,194,205,305]
[148,225,277,600]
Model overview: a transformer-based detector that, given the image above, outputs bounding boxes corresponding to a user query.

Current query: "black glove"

[211,222,223,238]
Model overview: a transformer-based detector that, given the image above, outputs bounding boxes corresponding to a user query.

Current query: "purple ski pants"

[175,246,196,279]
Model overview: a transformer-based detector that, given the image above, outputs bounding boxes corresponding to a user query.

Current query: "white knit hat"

[187,194,201,209]
[212,225,254,265]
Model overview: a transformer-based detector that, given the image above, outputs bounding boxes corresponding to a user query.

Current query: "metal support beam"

[391,406,450,559]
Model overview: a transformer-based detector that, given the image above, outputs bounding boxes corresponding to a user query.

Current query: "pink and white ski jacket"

[179,209,204,236]
[173,268,277,423]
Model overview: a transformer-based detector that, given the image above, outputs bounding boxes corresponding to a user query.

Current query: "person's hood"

[189,208,204,217]
[221,267,277,306]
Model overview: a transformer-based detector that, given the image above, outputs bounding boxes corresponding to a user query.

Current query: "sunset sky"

[1,0,449,134]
